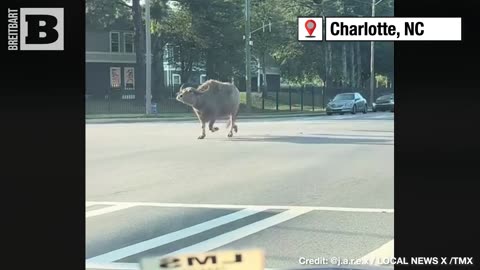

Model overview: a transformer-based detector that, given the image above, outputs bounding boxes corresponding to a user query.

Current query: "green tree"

[175,0,244,82]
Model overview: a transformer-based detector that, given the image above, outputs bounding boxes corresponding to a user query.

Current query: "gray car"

[372,94,394,112]
[326,92,368,115]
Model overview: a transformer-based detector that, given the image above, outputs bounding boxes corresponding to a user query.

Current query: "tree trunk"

[356,42,362,88]
[342,43,348,87]
[262,51,267,93]
[327,42,333,87]
[180,47,186,83]
[152,36,165,100]
[350,43,355,87]
[323,43,328,88]
[206,49,217,80]
[180,52,193,84]
[132,0,145,101]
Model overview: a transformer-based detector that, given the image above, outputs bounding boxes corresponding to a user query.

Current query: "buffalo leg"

[194,110,206,139]
[209,120,219,132]
[198,121,206,139]
[232,109,238,133]
[227,115,235,137]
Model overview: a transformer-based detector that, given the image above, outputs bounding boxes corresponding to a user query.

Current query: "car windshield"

[380,94,393,99]
[334,94,354,101]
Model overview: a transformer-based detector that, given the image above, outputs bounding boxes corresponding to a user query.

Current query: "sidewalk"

[86,111,327,124]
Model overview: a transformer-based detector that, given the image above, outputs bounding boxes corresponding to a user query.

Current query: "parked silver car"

[326,92,368,115]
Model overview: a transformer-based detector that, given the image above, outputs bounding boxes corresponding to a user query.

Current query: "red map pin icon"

[305,20,316,36]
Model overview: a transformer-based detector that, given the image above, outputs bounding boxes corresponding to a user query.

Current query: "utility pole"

[145,0,152,114]
[257,59,261,92]
[369,0,375,106]
[245,0,252,112]
[322,15,327,109]
[263,20,271,96]
[312,1,327,108]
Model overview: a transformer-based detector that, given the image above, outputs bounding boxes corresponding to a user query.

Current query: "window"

[333,93,354,101]
[110,32,120,52]
[110,67,121,88]
[124,33,134,53]
[200,74,207,84]
[172,74,181,85]
[124,67,135,90]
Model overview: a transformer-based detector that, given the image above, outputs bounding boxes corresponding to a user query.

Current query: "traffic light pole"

[245,0,252,112]
[145,0,152,114]
[369,0,375,106]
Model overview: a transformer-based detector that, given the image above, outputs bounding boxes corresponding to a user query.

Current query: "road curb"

[86,112,327,124]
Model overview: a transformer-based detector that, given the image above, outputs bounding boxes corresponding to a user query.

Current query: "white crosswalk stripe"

[86,201,393,269]
[86,208,267,263]
[163,208,312,257]
[86,204,135,218]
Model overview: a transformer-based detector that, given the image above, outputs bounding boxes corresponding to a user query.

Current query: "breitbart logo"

[7,8,64,51]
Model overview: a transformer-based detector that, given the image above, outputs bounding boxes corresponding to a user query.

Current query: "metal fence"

[86,86,393,115]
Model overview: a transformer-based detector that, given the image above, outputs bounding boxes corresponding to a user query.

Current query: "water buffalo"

[176,79,240,139]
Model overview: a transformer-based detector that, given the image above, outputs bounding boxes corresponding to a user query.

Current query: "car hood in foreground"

[281,266,393,270]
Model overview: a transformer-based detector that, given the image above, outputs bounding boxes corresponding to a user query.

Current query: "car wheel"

[327,112,332,115]
[363,104,367,114]
[340,112,344,115]
[351,105,357,114]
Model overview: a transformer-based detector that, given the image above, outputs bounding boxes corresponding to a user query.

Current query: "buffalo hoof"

[210,127,219,132]
[227,132,233,138]
[198,134,206,139]
[233,125,238,133]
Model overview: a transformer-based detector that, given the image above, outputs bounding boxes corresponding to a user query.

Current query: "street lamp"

[244,0,272,112]
[249,21,272,93]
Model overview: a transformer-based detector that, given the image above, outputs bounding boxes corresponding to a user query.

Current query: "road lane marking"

[86,201,394,214]
[369,115,393,119]
[326,115,355,120]
[164,208,312,256]
[86,262,139,270]
[86,208,267,263]
[359,239,394,265]
[86,205,135,218]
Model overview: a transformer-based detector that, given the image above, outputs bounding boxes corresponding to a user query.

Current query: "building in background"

[86,28,281,100]
[86,24,137,100]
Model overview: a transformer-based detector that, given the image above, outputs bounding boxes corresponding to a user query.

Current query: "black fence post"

[301,86,304,111]
[289,86,292,111]
[107,89,112,113]
[276,88,279,111]
[261,87,265,111]
[311,86,315,111]
[322,85,326,109]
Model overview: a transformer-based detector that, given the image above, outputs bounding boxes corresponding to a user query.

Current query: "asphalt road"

[86,112,394,270]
